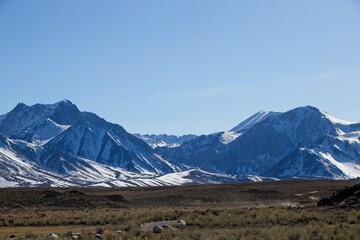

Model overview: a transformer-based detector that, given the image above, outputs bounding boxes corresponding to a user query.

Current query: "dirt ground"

[0,179,355,210]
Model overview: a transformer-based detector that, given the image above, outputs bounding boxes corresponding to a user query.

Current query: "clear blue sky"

[1,0,359,135]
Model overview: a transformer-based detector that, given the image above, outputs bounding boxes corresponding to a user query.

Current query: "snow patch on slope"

[32,118,71,143]
[338,131,360,143]
[157,170,196,185]
[318,152,360,179]
[220,132,241,144]
[0,177,18,187]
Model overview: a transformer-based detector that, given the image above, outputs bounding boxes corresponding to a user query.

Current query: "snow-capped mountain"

[157,106,360,179]
[0,101,359,187]
[133,134,197,148]
[0,100,181,186]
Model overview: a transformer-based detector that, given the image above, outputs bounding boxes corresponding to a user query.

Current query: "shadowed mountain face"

[157,106,360,178]
[0,101,359,187]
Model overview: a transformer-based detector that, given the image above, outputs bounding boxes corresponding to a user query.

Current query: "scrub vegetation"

[0,180,358,239]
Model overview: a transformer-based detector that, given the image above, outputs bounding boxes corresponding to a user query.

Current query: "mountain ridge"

[157,105,360,179]
[0,101,359,187]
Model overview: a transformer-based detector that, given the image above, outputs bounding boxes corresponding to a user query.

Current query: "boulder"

[48,233,59,239]
[291,203,302,209]
[152,225,163,233]
[177,219,186,229]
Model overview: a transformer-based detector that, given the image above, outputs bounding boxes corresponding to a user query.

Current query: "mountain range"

[133,133,197,148]
[0,100,359,187]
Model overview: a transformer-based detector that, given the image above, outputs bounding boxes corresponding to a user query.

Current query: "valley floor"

[0,180,359,239]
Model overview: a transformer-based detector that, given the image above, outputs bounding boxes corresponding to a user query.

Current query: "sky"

[0,0,360,135]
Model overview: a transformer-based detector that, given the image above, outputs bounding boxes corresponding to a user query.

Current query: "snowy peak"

[280,106,359,137]
[49,99,81,125]
[230,110,277,133]
[227,105,337,149]
[13,102,27,111]
[158,105,360,180]
[0,104,52,138]
[260,106,339,146]
[57,99,73,105]
[0,100,80,139]
[278,105,324,123]
[281,106,358,129]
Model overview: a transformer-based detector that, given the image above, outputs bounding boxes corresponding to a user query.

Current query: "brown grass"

[0,180,358,239]
[1,207,359,239]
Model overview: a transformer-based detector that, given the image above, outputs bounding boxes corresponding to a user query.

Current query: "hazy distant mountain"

[157,106,360,179]
[133,133,197,148]
[0,101,359,187]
